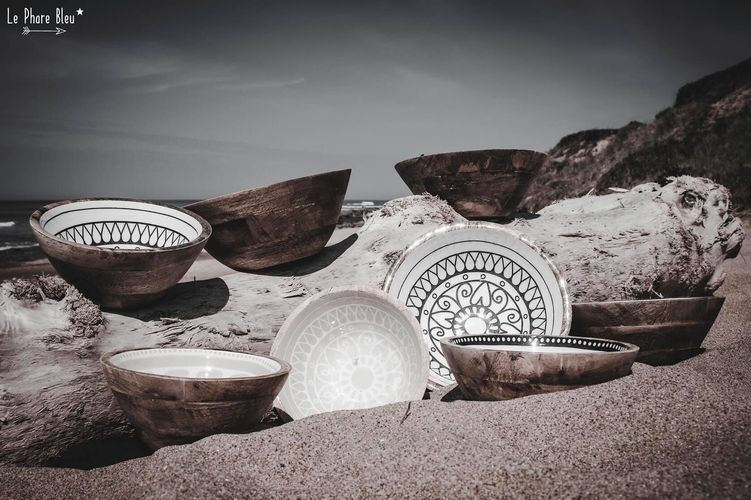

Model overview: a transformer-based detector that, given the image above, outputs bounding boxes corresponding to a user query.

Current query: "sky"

[1,0,750,201]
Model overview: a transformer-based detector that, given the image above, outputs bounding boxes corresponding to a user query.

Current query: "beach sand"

[0,228,749,498]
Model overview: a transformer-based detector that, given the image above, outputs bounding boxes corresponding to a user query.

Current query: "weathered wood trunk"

[0,176,743,465]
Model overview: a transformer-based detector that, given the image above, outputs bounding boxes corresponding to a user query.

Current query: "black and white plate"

[384,222,571,387]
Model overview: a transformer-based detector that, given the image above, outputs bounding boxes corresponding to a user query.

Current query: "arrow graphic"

[22,26,66,36]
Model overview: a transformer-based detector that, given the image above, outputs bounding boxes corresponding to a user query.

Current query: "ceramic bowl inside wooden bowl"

[271,287,428,420]
[186,169,351,271]
[442,334,639,400]
[394,150,547,218]
[30,199,211,309]
[571,296,725,365]
[101,348,291,450]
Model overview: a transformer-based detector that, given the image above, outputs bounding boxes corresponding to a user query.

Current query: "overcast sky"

[1,0,750,200]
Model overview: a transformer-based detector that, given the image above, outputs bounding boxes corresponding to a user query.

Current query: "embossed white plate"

[384,222,571,387]
[271,287,429,420]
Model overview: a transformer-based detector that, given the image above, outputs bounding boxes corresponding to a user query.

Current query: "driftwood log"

[0,176,743,465]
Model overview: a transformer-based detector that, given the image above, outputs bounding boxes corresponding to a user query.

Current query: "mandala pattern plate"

[271,287,428,420]
[384,222,571,387]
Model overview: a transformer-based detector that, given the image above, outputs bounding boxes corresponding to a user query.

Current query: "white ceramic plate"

[384,222,571,387]
[109,348,283,379]
[271,287,428,420]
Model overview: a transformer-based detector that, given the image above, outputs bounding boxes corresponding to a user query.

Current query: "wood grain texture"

[443,339,639,400]
[395,150,547,217]
[187,169,350,270]
[100,349,290,450]
[571,296,725,364]
[29,200,212,310]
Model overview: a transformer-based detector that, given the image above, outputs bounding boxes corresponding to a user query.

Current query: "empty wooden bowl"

[186,169,351,270]
[30,199,211,309]
[571,296,725,365]
[101,348,291,450]
[442,334,639,400]
[394,150,547,218]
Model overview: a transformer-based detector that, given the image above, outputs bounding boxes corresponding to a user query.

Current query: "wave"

[0,221,16,228]
[0,243,38,252]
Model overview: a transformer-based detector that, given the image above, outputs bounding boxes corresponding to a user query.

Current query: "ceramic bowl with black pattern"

[442,334,639,400]
[30,198,211,309]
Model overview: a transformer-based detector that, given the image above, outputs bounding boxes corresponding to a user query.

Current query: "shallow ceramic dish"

[186,169,350,270]
[270,287,428,420]
[571,296,725,365]
[101,348,290,450]
[30,199,211,309]
[394,149,547,218]
[442,334,639,400]
[384,222,571,387]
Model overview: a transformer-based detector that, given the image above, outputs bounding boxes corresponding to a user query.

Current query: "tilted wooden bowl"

[101,348,291,450]
[394,150,547,218]
[187,169,350,271]
[442,334,639,400]
[30,199,211,309]
[571,296,725,365]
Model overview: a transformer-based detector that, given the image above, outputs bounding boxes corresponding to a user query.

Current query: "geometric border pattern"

[448,335,631,352]
[56,221,190,249]
[404,250,549,381]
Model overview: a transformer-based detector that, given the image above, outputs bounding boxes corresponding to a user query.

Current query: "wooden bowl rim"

[100,347,291,383]
[441,334,640,355]
[186,168,351,215]
[572,296,726,307]
[395,149,548,171]
[30,198,212,255]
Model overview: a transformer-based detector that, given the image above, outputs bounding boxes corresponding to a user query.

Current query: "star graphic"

[76,8,84,15]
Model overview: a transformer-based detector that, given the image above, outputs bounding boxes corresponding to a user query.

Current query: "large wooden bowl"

[30,199,211,309]
[187,169,350,271]
[442,334,639,400]
[571,297,725,365]
[394,150,547,218]
[101,348,291,450]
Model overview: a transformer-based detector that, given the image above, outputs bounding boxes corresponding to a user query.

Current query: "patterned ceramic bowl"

[442,334,639,400]
[30,199,211,309]
[186,169,350,270]
[271,287,429,420]
[394,149,547,218]
[101,348,291,450]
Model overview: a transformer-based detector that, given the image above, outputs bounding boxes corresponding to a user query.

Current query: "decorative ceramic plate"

[384,222,571,387]
[270,287,428,420]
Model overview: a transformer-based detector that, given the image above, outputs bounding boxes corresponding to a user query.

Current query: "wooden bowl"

[186,169,351,270]
[101,348,291,450]
[30,199,211,309]
[394,150,547,218]
[442,334,639,400]
[270,287,428,420]
[571,297,725,365]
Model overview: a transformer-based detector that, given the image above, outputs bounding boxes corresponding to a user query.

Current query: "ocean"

[0,200,384,269]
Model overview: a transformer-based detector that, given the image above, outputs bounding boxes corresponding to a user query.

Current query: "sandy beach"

[0,223,748,498]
